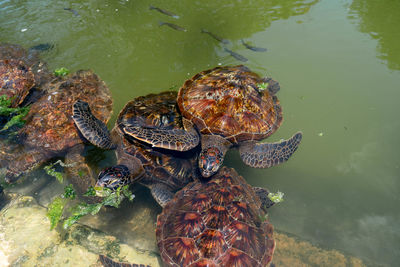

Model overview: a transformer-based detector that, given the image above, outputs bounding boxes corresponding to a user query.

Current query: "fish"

[201,29,230,44]
[29,43,54,52]
[241,39,267,52]
[224,47,248,62]
[64,8,80,17]
[149,5,179,19]
[159,21,187,32]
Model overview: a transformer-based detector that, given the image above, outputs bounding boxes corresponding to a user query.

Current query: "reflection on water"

[349,0,400,70]
[1,0,400,266]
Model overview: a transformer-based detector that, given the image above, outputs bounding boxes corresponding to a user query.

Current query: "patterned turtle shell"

[115,91,198,190]
[177,65,283,144]
[0,59,35,108]
[0,43,52,107]
[18,70,112,152]
[156,166,275,266]
[4,70,113,184]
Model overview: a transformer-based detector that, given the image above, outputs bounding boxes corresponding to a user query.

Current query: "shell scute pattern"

[116,91,198,190]
[20,70,112,152]
[0,59,35,107]
[157,167,275,266]
[178,65,282,143]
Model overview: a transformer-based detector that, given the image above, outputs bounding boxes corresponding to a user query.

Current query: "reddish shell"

[0,43,52,104]
[157,167,275,266]
[0,59,35,107]
[19,70,113,152]
[178,65,283,144]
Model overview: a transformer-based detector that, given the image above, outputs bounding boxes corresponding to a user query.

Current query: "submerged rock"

[273,231,367,267]
[0,194,160,266]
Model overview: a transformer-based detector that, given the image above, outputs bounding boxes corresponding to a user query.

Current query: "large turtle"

[98,167,275,267]
[0,43,52,108]
[2,70,113,195]
[124,65,302,177]
[72,91,199,206]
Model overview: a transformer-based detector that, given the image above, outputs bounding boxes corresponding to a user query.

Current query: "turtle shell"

[115,91,198,190]
[0,43,52,106]
[0,59,35,107]
[17,70,113,152]
[177,65,283,144]
[156,166,275,266]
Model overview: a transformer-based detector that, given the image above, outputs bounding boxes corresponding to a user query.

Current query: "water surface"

[1,0,400,266]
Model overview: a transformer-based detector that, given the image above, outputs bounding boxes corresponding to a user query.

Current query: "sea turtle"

[72,91,199,206]
[124,65,303,177]
[98,167,275,267]
[2,70,113,195]
[0,43,52,108]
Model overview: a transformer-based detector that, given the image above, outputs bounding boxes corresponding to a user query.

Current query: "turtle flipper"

[123,118,199,152]
[72,100,115,150]
[5,149,51,183]
[239,132,302,168]
[99,254,151,267]
[150,183,174,208]
[253,186,275,211]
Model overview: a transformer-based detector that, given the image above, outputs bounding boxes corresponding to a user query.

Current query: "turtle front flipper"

[239,132,302,168]
[99,254,151,267]
[72,100,115,150]
[4,149,52,183]
[150,183,175,208]
[123,118,199,152]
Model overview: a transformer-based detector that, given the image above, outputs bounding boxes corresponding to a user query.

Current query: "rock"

[273,231,367,267]
[0,194,160,267]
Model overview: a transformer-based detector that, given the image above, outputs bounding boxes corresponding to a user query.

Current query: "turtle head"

[198,147,224,178]
[96,165,130,191]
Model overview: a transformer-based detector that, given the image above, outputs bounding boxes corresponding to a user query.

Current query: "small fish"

[159,21,187,32]
[149,5,179,19]
[241,39,267,52]
[64,8,80,17]
[201,29,230,44]
[224,47,248,62]
[29,43,54,52]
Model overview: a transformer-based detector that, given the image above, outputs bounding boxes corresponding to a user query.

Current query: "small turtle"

[125,65,302,177]
[3,70,113,195]
[0,43,52,107]
[98,167,275,267]
[73,91,199,207]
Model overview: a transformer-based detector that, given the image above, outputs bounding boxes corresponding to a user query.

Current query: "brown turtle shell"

[178,65,283,144]
[156,166,275,266]
[18,70,113,152]
[115,91,198,191]
[0,59,35,107]
[0,43,52,107]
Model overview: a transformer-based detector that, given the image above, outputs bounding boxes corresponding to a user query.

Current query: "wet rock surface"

[0,192,370,267]
[0,193,160,267]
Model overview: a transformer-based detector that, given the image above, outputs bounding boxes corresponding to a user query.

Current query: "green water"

[1,0,400,265]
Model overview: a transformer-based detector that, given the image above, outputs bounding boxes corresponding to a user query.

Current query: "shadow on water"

[348,0,400,71]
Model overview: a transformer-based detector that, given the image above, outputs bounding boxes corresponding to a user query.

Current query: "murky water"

[1,0,400,266]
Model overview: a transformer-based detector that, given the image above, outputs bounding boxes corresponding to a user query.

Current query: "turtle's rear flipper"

[123,118,199,152]
[5,149,51,183]
[72,100,115,150]
[99,254,151,267]
[239,132,302,168]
